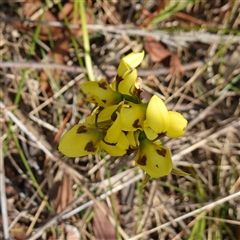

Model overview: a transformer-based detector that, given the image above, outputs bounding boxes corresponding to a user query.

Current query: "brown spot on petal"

[156,148,166,157]
[102,99,107,103]
[126,147,137,155]
[88,97,97,104]
[116,75,123,82]
[136,155,147,166]
[77,125,87,133]
[84,141,97,152]
[158,132,167,139]
[111,112,117,121]
[102,138,116,146]
[132,119,141,128]
[98,81,107,90]
[98,106,104,112]
[156,164,159,168]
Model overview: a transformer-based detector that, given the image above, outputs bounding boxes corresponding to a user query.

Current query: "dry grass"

[1,1,240,240]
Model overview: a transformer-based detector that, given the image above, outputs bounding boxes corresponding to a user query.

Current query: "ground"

[1,1,240,240]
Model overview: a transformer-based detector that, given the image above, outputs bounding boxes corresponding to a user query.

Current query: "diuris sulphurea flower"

[58,50,188,184]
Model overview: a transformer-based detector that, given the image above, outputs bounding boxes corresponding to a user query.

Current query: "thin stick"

[0,141,10,239]
[1,61,85,73]
[2,60,205,77]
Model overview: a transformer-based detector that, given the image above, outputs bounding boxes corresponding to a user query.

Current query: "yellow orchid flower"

[58,124,105,157]
[58,50,188,182]
[81,79,122,107]
[145,95,170,135]
[167,111,188,138]
[135,136,172,178]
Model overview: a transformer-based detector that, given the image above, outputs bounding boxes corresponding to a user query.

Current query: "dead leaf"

[144,36,171,62]
[93,196,120,240]
[53,173,73,213]
[144,36,184,75]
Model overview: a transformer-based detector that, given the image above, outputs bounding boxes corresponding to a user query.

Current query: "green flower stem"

[79,1,95,81]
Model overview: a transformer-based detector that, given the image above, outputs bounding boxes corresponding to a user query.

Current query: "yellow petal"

[101,132,129,156]
[120,102,147,131]
[97,102,123,124]
[85,113,97,126]
[143,121,158,140]
[126,131,140,147]
[58,124,104,157]
[104,112,122,143]
[167,111,187,138]
[117,51,144,77]
[116,131,129,150]
[146,95,170,134]
[135,137,172,178]
[117,69,137,95]
[81,79,122,107]
[100,112,129,156]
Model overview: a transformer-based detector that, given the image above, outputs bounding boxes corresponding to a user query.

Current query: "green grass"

[150,0,200,25]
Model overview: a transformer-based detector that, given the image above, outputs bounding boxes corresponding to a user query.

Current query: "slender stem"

[79,1,95,81]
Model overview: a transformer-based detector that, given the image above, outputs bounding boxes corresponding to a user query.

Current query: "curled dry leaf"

[53,173,73,214]
[144,36,184,75]
[93,202,117,240]
[144,36,171,62]
[93,195,120,240]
